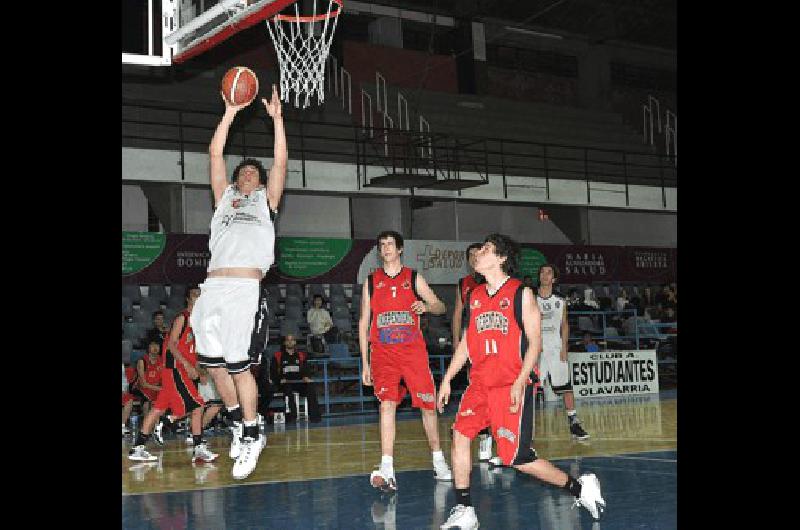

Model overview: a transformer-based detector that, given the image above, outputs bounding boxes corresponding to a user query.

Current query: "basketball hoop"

[265,0,343,109]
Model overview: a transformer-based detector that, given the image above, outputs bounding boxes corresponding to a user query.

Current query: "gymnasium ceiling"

[383,0,676,50]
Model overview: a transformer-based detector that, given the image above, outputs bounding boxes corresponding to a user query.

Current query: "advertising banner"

[570,350,659,398]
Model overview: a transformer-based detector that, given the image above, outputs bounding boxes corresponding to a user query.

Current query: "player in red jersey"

[135,340,164,415]
[359,230,453,492]
[122,363,139,436]
[437,234,606,528]
[451,242,500,464]
[128,287,218,464]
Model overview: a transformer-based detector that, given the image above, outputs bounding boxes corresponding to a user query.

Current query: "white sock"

[567,410,577,417]
[432,450,445,463]
[381,455,394,473]
[243,419,257,427]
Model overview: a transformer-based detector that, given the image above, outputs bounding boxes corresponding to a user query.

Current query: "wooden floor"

[122,393,676,496]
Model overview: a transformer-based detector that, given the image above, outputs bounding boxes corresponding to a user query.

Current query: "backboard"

[122,0,298,67]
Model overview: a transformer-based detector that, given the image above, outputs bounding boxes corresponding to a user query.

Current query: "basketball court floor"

[122,390,677,529]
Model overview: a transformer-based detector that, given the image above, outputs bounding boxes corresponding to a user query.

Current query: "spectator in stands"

[580,332,600,353]
[144,310,169,349]
[642,287,654,308]
[616,288,629,312]
[307,294,337,352]
[663,306,677,323]
[270,334,322,422]
[566,289,586,310]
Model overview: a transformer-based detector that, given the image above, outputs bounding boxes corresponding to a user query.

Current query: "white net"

[265,0,342,109]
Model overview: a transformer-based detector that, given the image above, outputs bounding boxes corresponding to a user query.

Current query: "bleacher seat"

[284,305,303,321]
[148,284,168,303]
[122,339,133,363]
[163,308,178,326]
[308,284,327,299]
[329,293,347,306]
[122,284,142,304]
[267,284,282,300]
[286,284,303,298]
[132,309,152,327]
[139,296,161,314]
[333,317,352,339]
[280,319,301,337]
[166,294,184,311]
[169,284,186,300]
[123,322,145,344]
[332,305,350,319]
[329,284,346,298]
[121,297,133,317]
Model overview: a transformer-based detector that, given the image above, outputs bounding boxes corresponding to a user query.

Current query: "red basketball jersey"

[162,310,198,370]
[465,277,531,388]
[459,274,482,304]
[141,354,164,387]
[368,266,426,353]
[125,365,138,386]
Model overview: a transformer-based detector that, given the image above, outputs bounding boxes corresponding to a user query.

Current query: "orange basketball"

[221,66,259,106]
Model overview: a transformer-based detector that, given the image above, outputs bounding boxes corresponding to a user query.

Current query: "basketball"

[221,66,259,106]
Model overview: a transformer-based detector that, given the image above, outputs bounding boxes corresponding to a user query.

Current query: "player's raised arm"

[413,273,446,315]
[262,85,287,212]
[209,92,251,206]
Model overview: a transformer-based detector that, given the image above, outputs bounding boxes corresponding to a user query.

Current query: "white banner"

[357,240,473,285]
[570,350,659,399]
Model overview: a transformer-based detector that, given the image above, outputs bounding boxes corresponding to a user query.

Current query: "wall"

[456,202,573,244]
[276,194,352,238]
[122,184,149,231]
[587,209,676,247]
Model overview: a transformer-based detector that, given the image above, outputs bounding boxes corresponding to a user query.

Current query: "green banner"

[277,238,353,279]
[122,231,167,275]
[518,247,548,279]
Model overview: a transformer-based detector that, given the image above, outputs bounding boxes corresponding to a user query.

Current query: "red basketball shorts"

[153,368,205,418]
[452,380,537,466]
[370,346,436,410]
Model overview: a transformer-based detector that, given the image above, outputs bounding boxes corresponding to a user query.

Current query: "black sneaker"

[570,421,590,440]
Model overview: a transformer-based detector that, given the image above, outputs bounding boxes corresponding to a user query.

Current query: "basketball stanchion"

[265,0,343,108]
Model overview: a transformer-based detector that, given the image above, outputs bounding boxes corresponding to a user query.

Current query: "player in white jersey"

[190,84,286,480]
[536,263,590,440]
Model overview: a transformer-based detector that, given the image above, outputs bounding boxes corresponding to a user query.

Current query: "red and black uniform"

[122,365,139,406]
[153,309,205,417]
[135,354,164,402]
[453,277,539,466]
[459,274,482,306]
[368,266,436,409]
[271,349,322,421]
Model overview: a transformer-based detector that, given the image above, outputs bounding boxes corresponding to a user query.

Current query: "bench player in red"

[128,286,218,464]
[122,363,139,436]
[359,230,453,492]
[437,234,605,528]
[135,340,164,417]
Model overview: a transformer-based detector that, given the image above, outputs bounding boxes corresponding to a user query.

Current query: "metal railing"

[122,98,677,204]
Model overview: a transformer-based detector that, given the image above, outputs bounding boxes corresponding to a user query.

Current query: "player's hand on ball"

[509,379,524,414]
[437,381,451,413]
[411,301,426,315]
[221,90,252,113]
[263,85,282,119]
[362,363,372,386]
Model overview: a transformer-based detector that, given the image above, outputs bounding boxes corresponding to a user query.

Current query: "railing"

[121,99,677,203]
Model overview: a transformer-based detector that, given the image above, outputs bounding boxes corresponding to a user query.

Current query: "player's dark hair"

[466,242,482,254]
[483,233,519,275]
[233,158,268,187]
[186,284,200,302]
[538,262,559,281]
[377,230,404,250]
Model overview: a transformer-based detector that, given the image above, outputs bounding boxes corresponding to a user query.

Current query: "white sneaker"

[573,473,606,520]
[153,421,164,446]
[232,434,264,480]
[128,445,158,462]
[433,458,453,481]
[441,504,479,529]
[478,434,493,461]
[229,422,243,459]
[186,432,194,445]
[370,467,397,492]
[193,442,219,463]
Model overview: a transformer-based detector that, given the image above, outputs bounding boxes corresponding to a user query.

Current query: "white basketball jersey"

[208,185,276,274]
[536,292,565,352]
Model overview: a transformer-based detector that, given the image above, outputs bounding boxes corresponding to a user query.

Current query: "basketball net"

[266,0,343,109]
